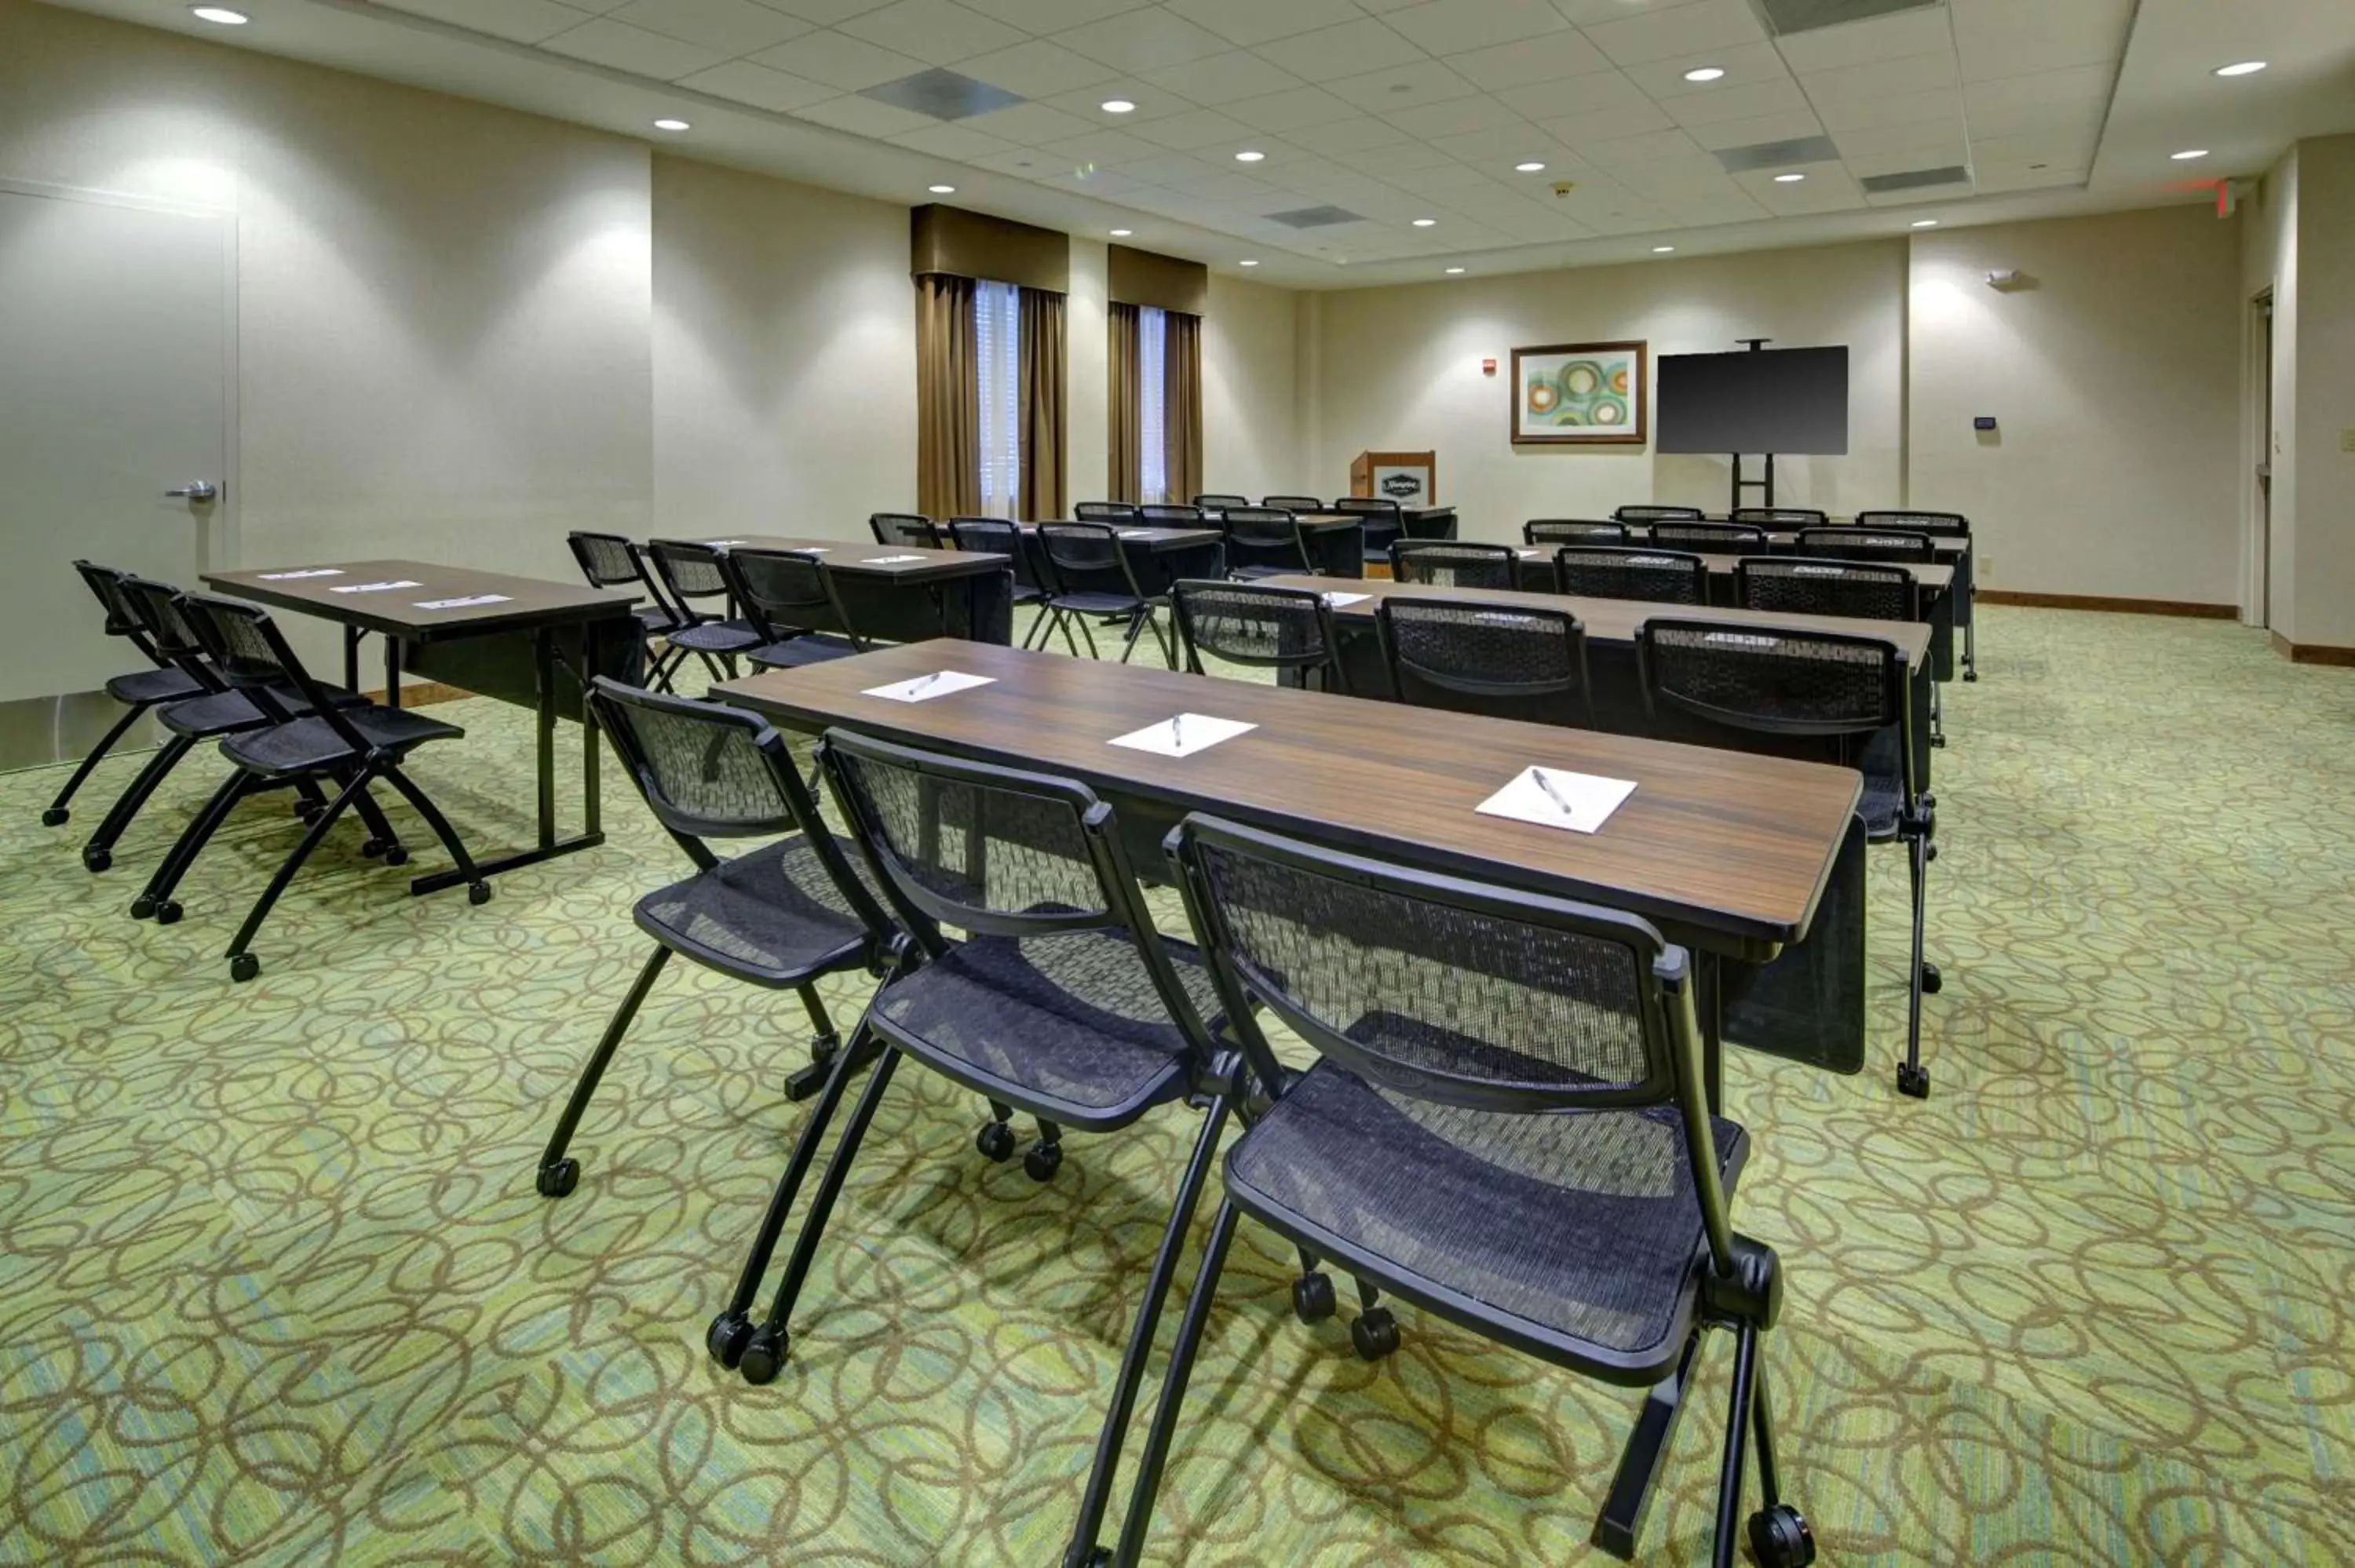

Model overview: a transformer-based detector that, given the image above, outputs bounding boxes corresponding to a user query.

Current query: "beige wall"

[1067,239,1110,506]
[1202,275,1303,501]
[1311,242,1909,541]
[1908,205,2242,604]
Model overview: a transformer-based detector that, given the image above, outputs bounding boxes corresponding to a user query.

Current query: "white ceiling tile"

[1385,160,1508,194]
[955,39,1120,96]
[1620,40,1788,100]
[765,0,901,23]
[675,59,838,110]
[1951,0,2130,83]
[1106,151,1225,182]
[1581,0,1767,67]
[1970,159,2081,193]
[1385,0,1567,57]
[1283,115,1417,154]
[1492,67,1649,119]
[1036,82,1196,121]
[1037,126,1174,162]
[1426,125,1565,163]
[1665,77,1809,126]
[959,100,1101,143]
[1814,85,1961,132]
[1548,0,1703,20]
[1580,126,1709,167]
[1057,9,1236,72]
[1961,64,2114,123]
[1532,99,1678,145]
[1163,0,1364,49]
[1320,59,1483,111]
[1444,29,1616,92]
[889,121,1019,158]
[1798,50,1957,106]
[1830,119,1968,169]
[1220,85,1363,133]
[1771,5,1955,74]
[539,16,728,76]
[1968,127,2098,165]
[835,0,1028,66]
[1139,50,1304,106]
[1169,171,1278,201]
[1683,108,1824,151]
[955,0,1149,32]
[1130,108,1257,150]
[751,29,926,89]
[1657,188,1770,224]
[1732,159,1864,211]
[789,93,937,133]
[604,0,812,53]
[1382,93,1524,140]
[378,0,597,46]
[1329,140,1458,174]
[1032,165,1142,195]
[1251,19,1426,83]
[1963,98,2104,140]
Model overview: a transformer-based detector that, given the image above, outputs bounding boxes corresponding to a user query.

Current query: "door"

[0,181,233,713]
[2251,290,2273,628]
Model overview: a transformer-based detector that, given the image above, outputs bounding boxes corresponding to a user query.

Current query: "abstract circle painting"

[1510,341,1648,443]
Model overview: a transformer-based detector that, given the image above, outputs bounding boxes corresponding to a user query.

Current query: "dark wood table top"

[204,559,639,641]
[1262,574,1933,670]
[706,535,1007,584]
[1513,546,1955,594]
[715,640,1861,957]
[1018,522,1223,551]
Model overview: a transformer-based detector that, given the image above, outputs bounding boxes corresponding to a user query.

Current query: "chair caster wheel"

[155,899,183,925]
[42,808,68,827]
[130,895,156,920]
[82,848,111,873]
[1293,1272,1336,1323]
[1931,735,1948,749]
[1964,670,1978,683]
[382,846,408,867]
[1083,1549,1112,1568]
[738,1326,788,1385]
[977,1121,1016,1162]
[230,954,261,984]
[467,882,491,906]
[706,1310,753,1369]
[1024,1142,1064,1182]
[1920,961,1942,994]
[1747,1502,1816,1567]
[535,1158,579,1198]
[1896,1063,1929,1099]
[1350,1307,1400,1361]
[361,837,386,859]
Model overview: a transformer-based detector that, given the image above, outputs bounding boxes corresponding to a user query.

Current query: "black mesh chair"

[1857,509,1967,536]
[1035,521,1174,665]
[722,548,866,672]
[1554,545,1707,606]
[1333,496,1404,564]
[1857,512,1973,680]
[1378,596,1592,727]
[948,517,1064,653]
[1525,519,1630,546]
[647,540,763,684]
[1074,502,1139,524]
[870,512,941,549]
[1732,507,1828,528]
[1085,815,1809,1568]
[535,679,901,1202]
[1652,521,1767,553]
[157,593,490,982]
[1260,494,1325,513]
[1795,527,1934,564]
[717,731,1239,1551]
[42,563,210,831]
[568,531,682,688]
[1637,619,1940,1098]
[1735,557,1918,623]
[1139,503,1204,526]
[1615,505,1703,523]
[1388,540,1519,589]
[1169,579,1348,693]
[1192,493,1249,509]
[1221,506,1317,581]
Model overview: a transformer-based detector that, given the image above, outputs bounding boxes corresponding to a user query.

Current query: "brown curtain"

[1019,288,1066,523]
[915,272,979,519]
[1108,302,1141,505]
[1163,310,1203,508]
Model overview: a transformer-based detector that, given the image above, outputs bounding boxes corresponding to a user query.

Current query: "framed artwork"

[1510,341,1647,445]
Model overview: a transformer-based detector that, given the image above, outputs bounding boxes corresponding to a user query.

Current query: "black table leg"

[383,634,403,709]
[343,625,362,695]
[581,619,601,837]
[535,625,556,849]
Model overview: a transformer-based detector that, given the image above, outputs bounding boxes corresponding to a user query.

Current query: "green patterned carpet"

[4,605,2353,1566]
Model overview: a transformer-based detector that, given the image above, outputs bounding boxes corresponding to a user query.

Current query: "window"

[975,279,1021,518]
[1139,305,1167,503]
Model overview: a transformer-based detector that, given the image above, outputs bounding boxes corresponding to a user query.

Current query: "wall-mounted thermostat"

[1973,416,1998,431]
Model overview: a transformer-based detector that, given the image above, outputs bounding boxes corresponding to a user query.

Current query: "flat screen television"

[1655,346,1849,454]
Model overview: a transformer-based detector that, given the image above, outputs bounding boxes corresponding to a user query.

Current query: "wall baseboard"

[1975,589,2238,619]
[2270,632,2355,667]
[363,680,473,706]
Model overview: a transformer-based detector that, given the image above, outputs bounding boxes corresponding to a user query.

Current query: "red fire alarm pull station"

[1482,358,1497,375]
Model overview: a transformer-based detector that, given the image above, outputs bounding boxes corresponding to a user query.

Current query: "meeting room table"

[1196,508,1466,579]
[1017,520,1226,597]
[699,535,1014,644]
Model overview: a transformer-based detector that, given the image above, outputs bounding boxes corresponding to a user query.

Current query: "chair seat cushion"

[105,666,206,706]
[747,634,863,671]
[871,929,1224,1126]
[1051,590,1145,614]
[221,705,463,775]
[160,690,268,738]
[1223,1060,1746,1369]
[1229,564,1308,582]
[666,619,762,654]
[634,836,878,983]
[635,605,681,636]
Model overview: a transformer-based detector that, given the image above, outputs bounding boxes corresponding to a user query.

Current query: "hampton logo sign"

[1380,472,1423,499]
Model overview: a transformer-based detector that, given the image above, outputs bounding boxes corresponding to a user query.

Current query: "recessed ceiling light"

[1101,99,1136,113]
[1444,266,1466,275]
[653,118,691,132]
[189,5,247,20]
[1911,218,1940,228]
[1239,259,1258,267]
[1652,245,1675,253]
[929,183,956,193]
[1515,161,1546,173]
[2171,148,2209,160]
[1412,217,1437,227]
[1235,149,1265,162]
[1683,66,1726,82]
[1109,228,1132,236]
[2213,60,2266,77]
[1773,172,1806,183]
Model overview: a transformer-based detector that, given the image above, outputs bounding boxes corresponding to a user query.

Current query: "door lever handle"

[166,482,221,502]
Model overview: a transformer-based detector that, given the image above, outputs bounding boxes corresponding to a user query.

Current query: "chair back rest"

[1169,580,1337,680]
[871,512,939,549]
[1139,503,1203,525]
[1169,815,1700,1122]
[1221,506,1305,553]
[1856,509,1968,535]
[1332,497,1400,516]
[1524,520,1628,545]
[1035,520,1139,599]
[1651,522,1765,552]
[177,592,341,729]
[568,531,645,589]
[1073,501,1139,523]
[947,518,1038,589]
[1637,619,1904,742]
[1735,558,1916,622]
[1795,527,1933,563]
[1377,596,1589,726]
[725,548,858,647]
[1554,545,1707,605]
[72,561,149,642]
[119,574,216,671]
[1388,541,1519,589]
[1614,505,1703,523]
[1732,507,1827,527]
[647,539,733,604]
[1192,493,1249,509]
[1259,494,1324,513]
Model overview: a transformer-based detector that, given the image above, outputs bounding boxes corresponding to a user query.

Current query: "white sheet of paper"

[329,579,422,594]
[1118,529,1152,538]
[258,567,344,581]
[862,671,995,703]
[1321,592,1370,607]
[703,538,748,546]
[414,593,513,611]
[1108,713,1258,758]
[1475,766,1637,835]
[862,554,926,564]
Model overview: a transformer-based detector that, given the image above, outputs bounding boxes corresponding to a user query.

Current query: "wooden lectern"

[1350,450,1437,508]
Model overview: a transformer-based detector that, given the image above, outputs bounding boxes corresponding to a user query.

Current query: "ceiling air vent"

[1860,166,1972,192]
[1753,0,1942,35]
[1714,135,1841,173]
[1265,206,1364,228]
[859,69,1024,121]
